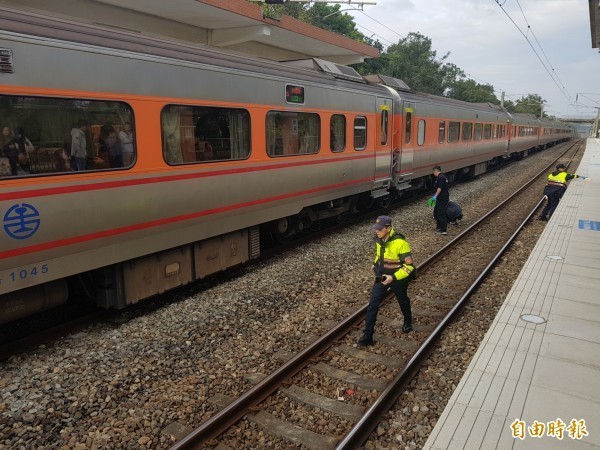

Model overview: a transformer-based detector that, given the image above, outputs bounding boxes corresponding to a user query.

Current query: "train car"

[0,7,572,323]
[539,117,573,148]
[0,9,400,322]
[361,78,519,187]
[384,90,511,185]
[507,113,542,155]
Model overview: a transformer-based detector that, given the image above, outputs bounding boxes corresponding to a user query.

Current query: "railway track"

[169,139,584,449]
[0,143,562,362]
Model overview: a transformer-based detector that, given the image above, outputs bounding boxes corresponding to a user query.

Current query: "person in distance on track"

[430,166,450,235]
[358,216,416,347]
[539,163,588,221]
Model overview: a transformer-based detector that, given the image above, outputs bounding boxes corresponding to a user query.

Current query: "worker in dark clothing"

[539,163,587,221]
[358,216,416,347]
[446,201,463,225]
[430,166,450,234]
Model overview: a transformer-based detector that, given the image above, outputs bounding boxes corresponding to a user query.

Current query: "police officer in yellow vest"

[358,216,416,346]
[539,163,587,221]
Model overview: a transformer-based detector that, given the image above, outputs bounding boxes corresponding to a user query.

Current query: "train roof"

[1,5,577,126]
[0,6,389,96]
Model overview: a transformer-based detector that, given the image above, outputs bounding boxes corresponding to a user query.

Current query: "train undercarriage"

[0,139,571,324]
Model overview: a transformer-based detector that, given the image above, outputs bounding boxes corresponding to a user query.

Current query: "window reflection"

[0,95,134,178]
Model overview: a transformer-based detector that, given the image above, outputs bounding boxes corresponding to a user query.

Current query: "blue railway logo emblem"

[3,203,41,240]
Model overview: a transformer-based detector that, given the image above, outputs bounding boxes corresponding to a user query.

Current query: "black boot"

[400,302,413,333]
[357,334,374,346]
[402,318,413,333]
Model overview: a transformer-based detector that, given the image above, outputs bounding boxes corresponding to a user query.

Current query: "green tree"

[254,2,366,42]
[354,39,388,76]
[514,94,546,117]
[375,32,452,95]
[446,79,499,104]
[503,99,516,113]
[249,2,507,105]
[302,3,365,40]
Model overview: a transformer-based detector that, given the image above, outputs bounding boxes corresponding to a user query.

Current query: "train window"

[354,116,367,150]
[448,121,460,143]
[0,95,135,178]
[484,124,492,139]
[492,124,498,139]
[266,111,320,156]
[405,112,412,144]
[380,110,389,145]
[330,114,346,152]
[163,105,250,164]
[474,123,483,141]
[461,123,472,141]
[417,120,426,146]
[438,121,446,144]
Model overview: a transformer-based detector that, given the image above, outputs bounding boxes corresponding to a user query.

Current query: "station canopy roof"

[591,0,600,49]
[1,0,379,64]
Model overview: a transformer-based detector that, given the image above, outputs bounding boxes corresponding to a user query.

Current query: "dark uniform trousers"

[434,195,449,232]
[364,273,414,338]
[540,185,565,219]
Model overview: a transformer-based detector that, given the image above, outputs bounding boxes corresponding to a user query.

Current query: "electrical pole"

[593,107,600,138]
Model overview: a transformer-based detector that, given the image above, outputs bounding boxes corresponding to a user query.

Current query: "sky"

[345,0,600,119]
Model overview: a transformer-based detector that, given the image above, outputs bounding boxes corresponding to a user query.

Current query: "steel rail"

[418,138,583,275]
[335,140,585,448]
[170,139,583,450]
[335,195,546,449]
[170,305,366,449]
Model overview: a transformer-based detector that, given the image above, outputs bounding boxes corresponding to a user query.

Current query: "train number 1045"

[0,264,49,285]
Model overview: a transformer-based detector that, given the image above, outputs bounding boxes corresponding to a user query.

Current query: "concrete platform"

[424,138,600,449]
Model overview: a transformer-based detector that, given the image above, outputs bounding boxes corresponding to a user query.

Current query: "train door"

[371,97,393,198]
[391,101,414,191]
[505,115,513,155]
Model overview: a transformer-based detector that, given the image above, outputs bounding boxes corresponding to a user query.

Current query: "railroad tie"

[248,410,337,450]
[282,385,365,420]
[311,362,387,391]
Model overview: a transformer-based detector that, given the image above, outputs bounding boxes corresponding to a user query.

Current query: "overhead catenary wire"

[348,5,497,87]
[578,94,600,105]
[353,22,395,47]
[514,0,571,100]
[329,6,395,48]
[492,0,572,104]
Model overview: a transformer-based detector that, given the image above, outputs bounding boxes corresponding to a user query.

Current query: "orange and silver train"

[0,8,573,323]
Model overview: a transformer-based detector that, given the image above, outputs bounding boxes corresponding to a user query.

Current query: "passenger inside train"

[163,105,250,164]
[0,95,135,177]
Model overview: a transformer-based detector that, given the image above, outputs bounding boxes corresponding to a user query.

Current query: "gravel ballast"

[0,143,576,449]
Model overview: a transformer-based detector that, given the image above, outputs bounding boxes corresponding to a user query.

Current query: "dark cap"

[372,215,392,231]
[556,163,566,170]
